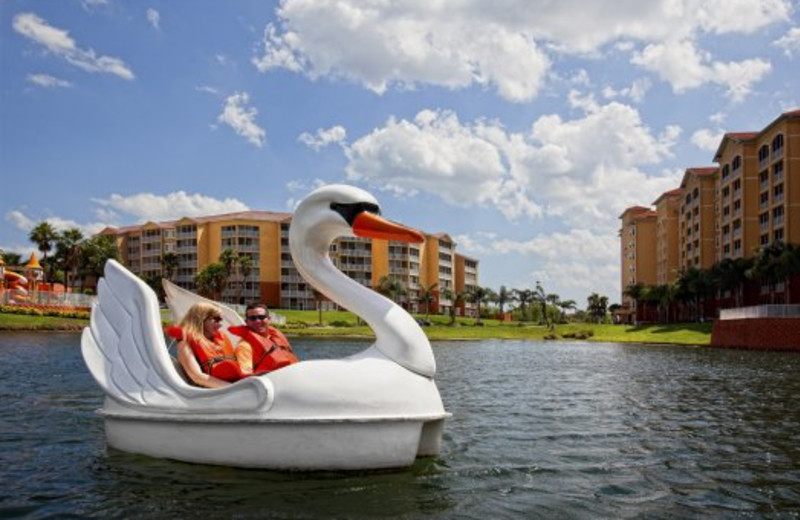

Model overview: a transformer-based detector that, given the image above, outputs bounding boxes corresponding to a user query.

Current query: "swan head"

[290,184,424,251]
[289,184,437,377]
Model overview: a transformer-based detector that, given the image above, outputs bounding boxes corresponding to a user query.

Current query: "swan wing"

[81,260,271,413]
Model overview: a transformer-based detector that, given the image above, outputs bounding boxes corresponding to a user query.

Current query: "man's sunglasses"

[246,314,270,321]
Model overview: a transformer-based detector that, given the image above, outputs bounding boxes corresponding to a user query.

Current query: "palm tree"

[377,276,406,305]
[586,292,609,324]
[495,285,515,316]
[218,248,239,302]
[79,235,120,287]
[558,299,576,323]
[54,228,84,292]
[238,255,254,304]
[623,282,646,323]
[418,283,438,320]
[195,262,227,300]
[514,288,534,322]
[534,281,548,325]
[161,252,179,282]
[468,286,493,325]
[441,288,465,325]
[29,221,58,282]
[545,293,560,327]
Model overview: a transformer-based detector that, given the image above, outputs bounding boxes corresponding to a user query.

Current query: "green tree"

[161,252,179,282]
[238,255,255,304]
[0,250,22,266]
[377,276,406,305]
[441,288,465,325]
[54,228,84,292]
[29,221,58,282]
[79,235,121,283]
[494,285,515,315]
[586,292,609,323]
[534,281,548,326]
[418,283,438,320]
[558,299,576,323]
[513,288,534,322]
[468,286,493,325]
[195,262,227,300]
[218,248,239,302]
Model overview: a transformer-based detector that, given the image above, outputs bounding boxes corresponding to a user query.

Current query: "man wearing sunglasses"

[229,303,299,376]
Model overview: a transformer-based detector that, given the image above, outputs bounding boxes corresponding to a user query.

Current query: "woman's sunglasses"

[246,314,269,321]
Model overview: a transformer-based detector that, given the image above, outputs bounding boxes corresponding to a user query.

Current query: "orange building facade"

[100,212,479,314]
[619,109,800,321]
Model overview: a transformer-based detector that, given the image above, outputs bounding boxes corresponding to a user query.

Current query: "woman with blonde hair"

[167,302,244,388]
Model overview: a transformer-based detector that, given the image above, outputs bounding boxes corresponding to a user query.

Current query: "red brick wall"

[711,318,800,351]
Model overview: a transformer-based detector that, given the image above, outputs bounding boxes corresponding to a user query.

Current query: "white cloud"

[13,12,135,80]
[94,191,250,222]
[344,102,681,229]
[27,73,72,88]
[217,92,266,148]
[195,85,219,95]
[632,39,771,101]
[5,210,109,238]
[601,77,652,103]
[252,0,788,102]
[146,8,161,30]
[691,128,725,152]
[298,125,347,151]
[773,27,800,56]
[709,112,727,124]
[455,228,621,302]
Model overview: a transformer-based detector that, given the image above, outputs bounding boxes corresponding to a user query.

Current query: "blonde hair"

[179,302,222,347]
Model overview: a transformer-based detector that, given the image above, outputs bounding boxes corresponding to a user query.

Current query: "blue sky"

[1,0,798,307]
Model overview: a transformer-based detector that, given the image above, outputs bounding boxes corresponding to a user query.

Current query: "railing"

[1,291,97,308]
[720,305,800,320]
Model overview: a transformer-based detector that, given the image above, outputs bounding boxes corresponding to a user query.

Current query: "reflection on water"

[2,332,800,519]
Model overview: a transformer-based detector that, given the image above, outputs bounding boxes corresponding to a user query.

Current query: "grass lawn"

[0,308,713,346]
[0,312,87,331]
[278,310,713,345]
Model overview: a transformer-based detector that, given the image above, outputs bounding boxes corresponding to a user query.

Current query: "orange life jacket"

[228,325,298,374]
[165,325,245,382]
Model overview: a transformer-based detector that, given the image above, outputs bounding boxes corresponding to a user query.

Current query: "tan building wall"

[653,188,684,285]
[619,206,657,309]
[714,133,760,261]
[455,253,479,317]
[678,167,717,271]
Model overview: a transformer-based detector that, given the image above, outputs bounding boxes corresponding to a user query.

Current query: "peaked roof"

[652,187,686,206]
[680,166,717,187]
[25,252,42,270]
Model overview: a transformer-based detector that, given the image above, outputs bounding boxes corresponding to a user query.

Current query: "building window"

[771,134,784,156]
[774,228,784,242]
[732,155,741,172]
[758,144,769,164]
[760,234,769,245]
[721,164,730,179]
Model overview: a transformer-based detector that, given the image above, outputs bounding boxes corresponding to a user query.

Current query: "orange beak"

[352,211,425,243]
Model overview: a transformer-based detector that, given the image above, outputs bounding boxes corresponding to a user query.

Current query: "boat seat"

[171,357,197,386]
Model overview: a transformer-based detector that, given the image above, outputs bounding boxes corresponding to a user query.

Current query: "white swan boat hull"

[102,407,446,470]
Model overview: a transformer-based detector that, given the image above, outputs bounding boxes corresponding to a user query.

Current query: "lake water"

[2,332,800,519]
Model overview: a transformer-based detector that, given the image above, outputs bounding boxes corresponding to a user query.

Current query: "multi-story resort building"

[99,211,479,316]
[618,206,657,319]
[619,109,800,322]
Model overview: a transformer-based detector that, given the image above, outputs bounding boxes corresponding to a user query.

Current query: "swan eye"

[330,202,381,226]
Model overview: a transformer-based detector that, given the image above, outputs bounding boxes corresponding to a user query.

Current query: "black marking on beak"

[330,202,381,226]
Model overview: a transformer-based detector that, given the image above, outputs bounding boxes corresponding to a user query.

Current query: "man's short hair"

[245,302,269,314]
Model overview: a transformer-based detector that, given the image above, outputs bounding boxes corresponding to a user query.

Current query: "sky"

[1,0,799,308]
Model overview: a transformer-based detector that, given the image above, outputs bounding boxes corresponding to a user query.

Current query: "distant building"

[99,210,480,313]
[619,109,800,320]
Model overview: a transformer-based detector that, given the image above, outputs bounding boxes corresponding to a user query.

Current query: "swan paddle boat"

[81,184,449,470]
